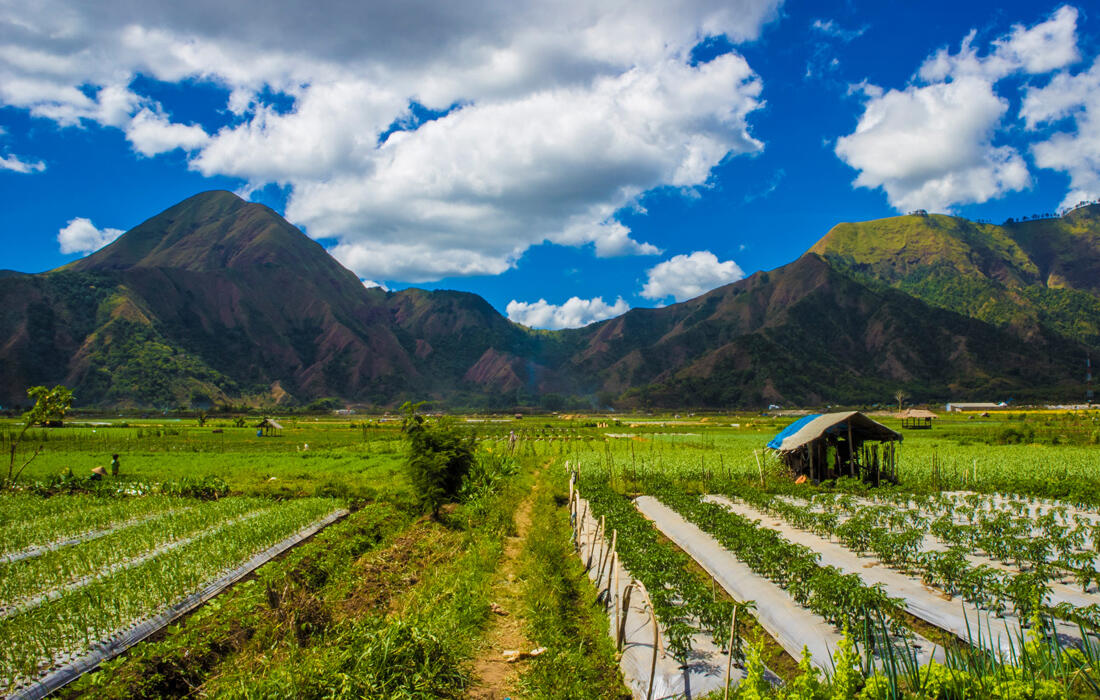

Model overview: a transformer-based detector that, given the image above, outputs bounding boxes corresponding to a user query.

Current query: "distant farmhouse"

[944,402,1008,413]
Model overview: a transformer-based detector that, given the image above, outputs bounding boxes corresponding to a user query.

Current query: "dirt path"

[467,482,538,700]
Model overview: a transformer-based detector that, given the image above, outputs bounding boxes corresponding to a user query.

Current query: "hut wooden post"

[847,421,855,478]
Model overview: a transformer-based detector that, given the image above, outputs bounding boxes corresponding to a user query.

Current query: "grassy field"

[2,407,1100,698]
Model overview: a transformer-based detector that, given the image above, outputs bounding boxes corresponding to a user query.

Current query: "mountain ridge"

[0,191,1095,409]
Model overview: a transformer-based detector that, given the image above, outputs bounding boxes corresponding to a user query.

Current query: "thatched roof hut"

[897,408,937,429]
[256,417,284,436]
[767,411,901,484]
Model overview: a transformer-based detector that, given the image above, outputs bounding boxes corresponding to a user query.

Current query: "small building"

[767,411,901,484]
[898,408,937,430]
[257,417,284,436]
[944,402,1005,413]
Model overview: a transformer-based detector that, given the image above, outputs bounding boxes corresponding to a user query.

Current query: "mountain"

[0,192,1095,409]
[0,192,535,408]
[809,207,1100,347]
[559,253,1089,406]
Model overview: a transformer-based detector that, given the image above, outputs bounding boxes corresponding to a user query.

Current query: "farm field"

[0,408,1099,698]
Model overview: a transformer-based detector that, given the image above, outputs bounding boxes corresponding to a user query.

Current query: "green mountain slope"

[0,191,1094,409]
[561,254,1087,407]
[809,207,1100,346]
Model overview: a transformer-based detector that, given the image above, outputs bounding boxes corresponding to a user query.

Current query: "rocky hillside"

[0,192,1094,409]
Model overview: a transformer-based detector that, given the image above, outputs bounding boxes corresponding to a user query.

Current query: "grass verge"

[515,465,630,699]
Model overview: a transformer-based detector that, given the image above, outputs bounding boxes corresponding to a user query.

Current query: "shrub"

[400,402,476,519]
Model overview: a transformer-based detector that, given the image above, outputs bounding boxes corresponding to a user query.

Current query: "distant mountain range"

[1,191,1095,409]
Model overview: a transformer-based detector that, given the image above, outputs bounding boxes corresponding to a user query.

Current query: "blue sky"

[1,1,1097,328]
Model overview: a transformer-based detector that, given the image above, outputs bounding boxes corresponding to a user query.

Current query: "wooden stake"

[724,605,739,700]
[577,501,588,551]
[613,553,621,637]
[647,603,659,700]
[617,582,634,650]
[597,528,616,594]
[631,440,638,488]
[847,420,855,479]
[586,515,604,571]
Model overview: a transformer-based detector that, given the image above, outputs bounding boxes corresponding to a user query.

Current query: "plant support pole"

[617,582,634,651]
[647,603,659,700]
[724,605,739,700]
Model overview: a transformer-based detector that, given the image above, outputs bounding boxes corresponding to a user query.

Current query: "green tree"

[539,392,565,411]
[400,401,476,519]
[25,385,73,426]
[7,385,74,482]
[306,397,341,413]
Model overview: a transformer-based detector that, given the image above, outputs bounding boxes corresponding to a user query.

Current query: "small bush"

[400,402,476,519]
[161,475,229,500]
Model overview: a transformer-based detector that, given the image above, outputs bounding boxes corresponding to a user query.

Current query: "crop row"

[0,497,338,694]
[0,494,184,556]
[794,490,1099,587]
[575,473,731,661]
[649,481,907,646]
[740,490,1079,624]
[0,497,272,606]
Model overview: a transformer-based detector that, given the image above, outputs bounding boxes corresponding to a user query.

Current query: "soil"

[341,518,460,619]
[467,483,538,700]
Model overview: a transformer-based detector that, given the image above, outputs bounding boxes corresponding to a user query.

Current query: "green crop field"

[2,409,1100,698]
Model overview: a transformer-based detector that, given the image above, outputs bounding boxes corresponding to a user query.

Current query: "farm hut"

[257,417,283,437]
[898,408,937,430]
[767,411,901,485]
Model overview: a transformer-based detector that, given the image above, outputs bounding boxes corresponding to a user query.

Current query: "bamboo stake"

[753,449,764,486]
[847,420,855,479]
[596,528,616,594]
[617,582,634,650]
[586,515,604,571]
[613,552,621,639]
[576,501,588,551]
[724,605,739,700]
[631,440,638,488]
[603,549,617,606]
[647,603,659,700]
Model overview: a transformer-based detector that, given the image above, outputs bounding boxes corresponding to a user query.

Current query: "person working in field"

[111,454,120,476]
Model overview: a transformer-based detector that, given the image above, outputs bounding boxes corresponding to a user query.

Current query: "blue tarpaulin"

[766,414,822,450]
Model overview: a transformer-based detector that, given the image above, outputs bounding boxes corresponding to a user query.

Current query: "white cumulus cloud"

[57,218,124,255]
[1022,56,1100,208]
[126,108,210,157]
[836,6,1080,212]
[506,296,630,330]
[835,78,1030,212]
[641,250,744,302]
[230,53,762,281]
[0,0,780,282]
[0,153,45,173]
[919,6,1079,82]
[361,279,389,291]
